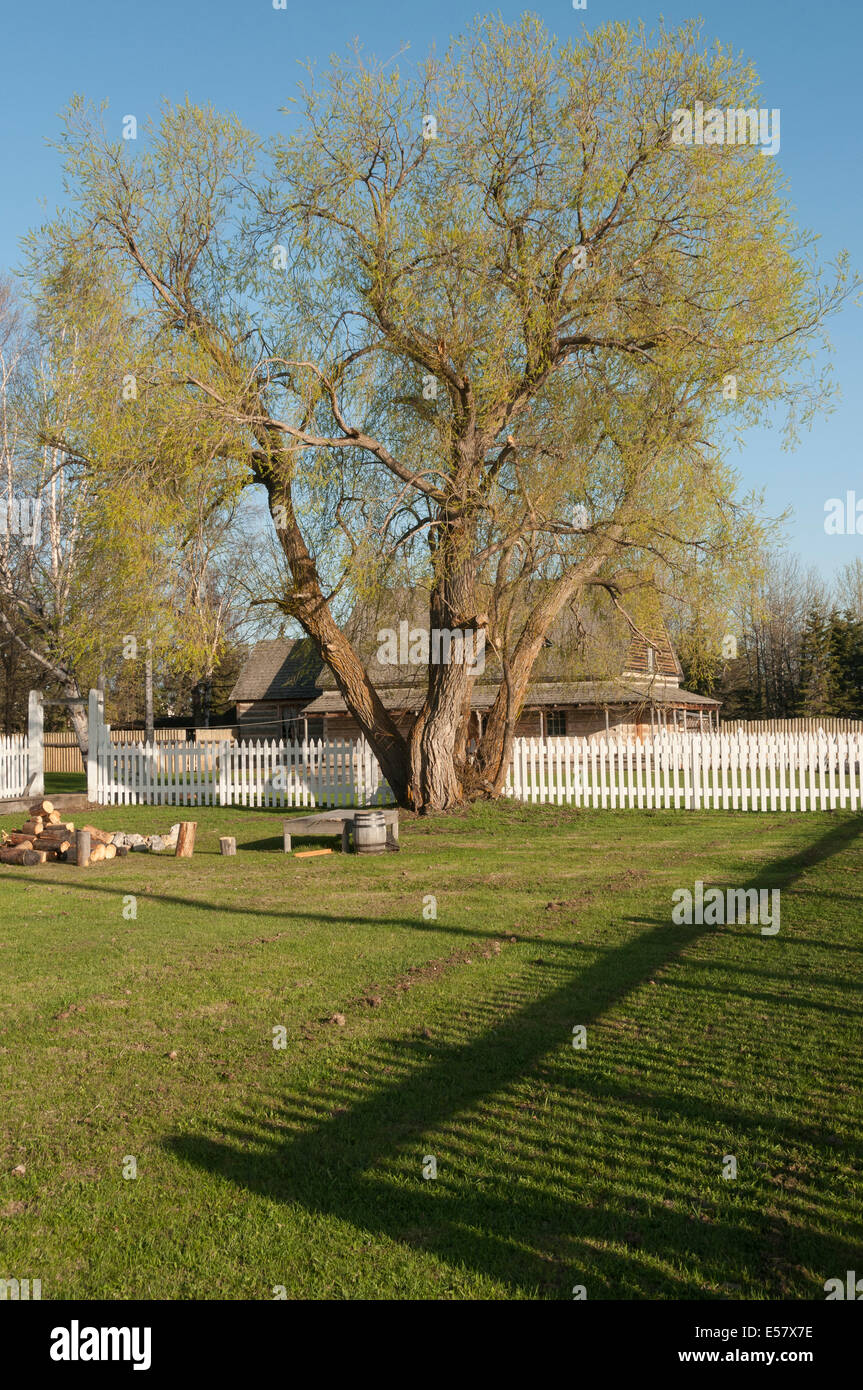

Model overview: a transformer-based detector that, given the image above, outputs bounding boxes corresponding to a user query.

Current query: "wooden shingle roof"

[621,629,683,682]
[229,637,324,703]
[303,680,719,714]
[230,606,706,711]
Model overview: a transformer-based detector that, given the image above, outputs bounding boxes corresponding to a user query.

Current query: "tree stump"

[219,836,236,856]
[175,822,197,858]
[75,829,91,868]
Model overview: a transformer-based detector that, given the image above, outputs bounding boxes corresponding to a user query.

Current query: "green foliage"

[15,17,858,759]
[798,609,863,717]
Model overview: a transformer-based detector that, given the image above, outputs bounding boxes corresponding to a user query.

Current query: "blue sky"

[1,0,859,582]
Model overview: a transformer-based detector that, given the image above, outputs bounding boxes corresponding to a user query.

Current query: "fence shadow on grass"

[165,815,863,1298]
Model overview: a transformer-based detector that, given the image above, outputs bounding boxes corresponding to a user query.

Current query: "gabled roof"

[229,637,324,704]
[621,628,683,683]
[230,602,705,709]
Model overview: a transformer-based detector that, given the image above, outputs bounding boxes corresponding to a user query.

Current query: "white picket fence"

[92,728,393,808]
[78,679,863,814]
[0,734,30,799]
[504,730,863,812]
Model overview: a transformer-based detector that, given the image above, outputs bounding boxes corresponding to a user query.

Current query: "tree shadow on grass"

[164,816,863,1298]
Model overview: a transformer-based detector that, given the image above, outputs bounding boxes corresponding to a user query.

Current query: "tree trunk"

[257,434,615,813]
[406,519,479,810]
[475,537,623,794]
[261,457,412,806]
[144,641,154,743]
[67,687,89,759]
[410,656,473,810]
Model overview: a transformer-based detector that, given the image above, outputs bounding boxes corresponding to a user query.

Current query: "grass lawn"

[43,772,87,795]
[1,800,861,1300]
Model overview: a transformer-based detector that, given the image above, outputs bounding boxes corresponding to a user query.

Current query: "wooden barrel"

[353,810,387,854]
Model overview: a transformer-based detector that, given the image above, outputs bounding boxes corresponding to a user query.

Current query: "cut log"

[0,845,46,866]
[21,819,43,836]
[29,800,53,817]
[36,838,71,855]
[82,825,114,845]
[175,822,197,858]
[294,848,334,859]
[75,829,91,868]
[219,836,237,856]
[89,843,107,864]
[103,844,117,860]
[115,845,129,857]
[6,833,35,846]
[46,810,61,825]
[0,846,28,864]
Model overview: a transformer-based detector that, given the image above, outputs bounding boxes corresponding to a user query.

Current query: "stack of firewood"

[0,800,119,867]
[1,804,196,867]
[0,800,75,865]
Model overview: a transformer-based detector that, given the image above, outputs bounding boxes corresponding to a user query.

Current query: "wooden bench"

[282,808,399,854]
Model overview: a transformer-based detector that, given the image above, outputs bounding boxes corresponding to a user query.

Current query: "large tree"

[35,16,853,805]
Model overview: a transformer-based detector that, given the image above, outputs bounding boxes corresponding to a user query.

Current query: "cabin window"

[547,710,566,737]
[282,712,303,742]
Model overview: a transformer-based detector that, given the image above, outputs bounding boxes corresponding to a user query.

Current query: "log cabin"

[230,596,720,743]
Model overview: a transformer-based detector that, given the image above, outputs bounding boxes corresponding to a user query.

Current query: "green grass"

[1,801,861,1300]
[43,772,87,795]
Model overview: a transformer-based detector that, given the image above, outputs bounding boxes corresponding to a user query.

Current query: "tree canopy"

[24,14,855,803]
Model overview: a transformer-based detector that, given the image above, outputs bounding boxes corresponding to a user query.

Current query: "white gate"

[0,691,44,800]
